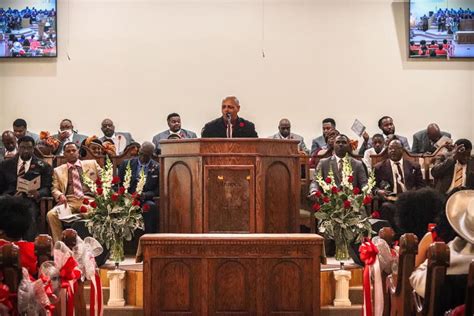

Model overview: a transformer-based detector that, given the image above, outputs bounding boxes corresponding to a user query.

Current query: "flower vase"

[334,237,350,261]
[110,239,124,267]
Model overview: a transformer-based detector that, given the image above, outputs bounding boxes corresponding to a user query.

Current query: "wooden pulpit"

[142,233,324,315]
[160,139,301,233]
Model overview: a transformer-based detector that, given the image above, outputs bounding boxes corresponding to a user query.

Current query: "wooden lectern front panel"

[167,162,194,233]
[204,166,255,233]
[264,161,292,233]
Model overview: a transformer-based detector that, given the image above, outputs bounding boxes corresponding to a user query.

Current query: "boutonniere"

[30,164,36,169]
[239,122,245,128]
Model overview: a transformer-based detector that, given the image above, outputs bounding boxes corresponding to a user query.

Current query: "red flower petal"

[82,198,89,205]
[80,205,88,213]
[371,211,380,219]
[90,201,97,208]
[325,177,332,184]
[312,203,321,212]
[353,187,360,195]
[142,204,150,212]
[96,187,103,195]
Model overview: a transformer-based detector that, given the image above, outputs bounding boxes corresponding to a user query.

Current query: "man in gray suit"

[309,135,368,195]
[0,131,17,162]
[269,118,308,153]
[52,119,88,155]
[99,118,135,155]
[310,118,336,155]
[12,118,39,143]
[412,123,451,154]
[152,113,197,154]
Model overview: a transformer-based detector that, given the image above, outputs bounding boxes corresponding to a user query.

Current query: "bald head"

[1,131,17,152]
[426,123,442,142]
[101,118,115,137]
[278,118,291,138]
[139,141,155,163]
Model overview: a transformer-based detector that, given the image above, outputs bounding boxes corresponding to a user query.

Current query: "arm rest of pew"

[413,241,450,315]
[387,233,418,316]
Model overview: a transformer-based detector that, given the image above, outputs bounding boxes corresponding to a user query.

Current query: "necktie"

[71,166,84,198]
[395,162,405,194]
[338,159,343,179]
[18,161,26,177]
[226,122,232,138]
[453,164,464,189]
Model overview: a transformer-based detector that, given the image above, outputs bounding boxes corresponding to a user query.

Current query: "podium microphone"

[226,113,232,121]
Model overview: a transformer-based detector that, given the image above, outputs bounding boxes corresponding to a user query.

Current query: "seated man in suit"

[412,123,451,154]
[99,118,135,155]
[12,118,39,143]
[0,135,53,240]
[152,113,197,154]
[310,118,336,155]
[0,131,17,161]
[118,142,159,233]
[47,142,102,243]
[201,96,258,138]
[410,190,474,311]
[309,134,368,195]
[52,119,88,155]
[431,138,474,195]
[359,116,410,154]
[269,118,308,154]
[374,139,425,227]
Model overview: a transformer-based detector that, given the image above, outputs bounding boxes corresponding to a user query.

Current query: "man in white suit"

[47,142,101,242]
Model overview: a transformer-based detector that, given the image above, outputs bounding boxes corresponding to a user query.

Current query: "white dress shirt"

[390,158,406,193]
[17,157,32,174]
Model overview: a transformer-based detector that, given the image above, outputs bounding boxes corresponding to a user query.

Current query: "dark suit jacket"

[201,117,258,138]
[411,130,451,154]
[309,156,368,192]
[0,155,52,197]
[431,156,474,194]
[374,159,425,193]
[118,157,159,201]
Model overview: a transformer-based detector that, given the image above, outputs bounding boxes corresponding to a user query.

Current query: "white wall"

[1,0,473,147]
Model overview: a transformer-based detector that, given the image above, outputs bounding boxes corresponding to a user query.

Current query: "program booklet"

[16,174,41,193]
[53,204,82,223]
[351,119,366,137]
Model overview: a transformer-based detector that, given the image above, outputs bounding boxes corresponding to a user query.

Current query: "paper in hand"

[16,175,41,193]
[351,119,366,137]
[54,204,82,223]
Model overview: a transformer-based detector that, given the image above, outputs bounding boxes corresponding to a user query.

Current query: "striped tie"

[17,161,26,177]
[453,164,464,189]
[71,166,84,198]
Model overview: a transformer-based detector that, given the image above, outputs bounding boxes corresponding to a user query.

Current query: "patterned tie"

[338,159,344,179]
[17,161,26,177]
[395,162,405,194]
[71,166,84,198]
[453,164,464,189]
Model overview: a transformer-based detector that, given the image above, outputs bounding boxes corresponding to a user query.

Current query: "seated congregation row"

[0,96,453,160]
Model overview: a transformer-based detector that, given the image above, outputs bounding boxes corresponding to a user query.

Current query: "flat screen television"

[409,0,474,58]
[0,0,56,58]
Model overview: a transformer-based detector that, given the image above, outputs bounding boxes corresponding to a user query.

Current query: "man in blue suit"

[118,141,159,233]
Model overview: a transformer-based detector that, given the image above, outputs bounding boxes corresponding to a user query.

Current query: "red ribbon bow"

[359,239,379,316]
[59,257,81,315]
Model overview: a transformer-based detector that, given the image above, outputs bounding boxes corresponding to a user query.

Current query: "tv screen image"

[409,0,474,58]
[0,0,56,58]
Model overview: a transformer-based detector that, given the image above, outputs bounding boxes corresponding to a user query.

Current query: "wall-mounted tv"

[0,0,56,58]
[409,0,474,58]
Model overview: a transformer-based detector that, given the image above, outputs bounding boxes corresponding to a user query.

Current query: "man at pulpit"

[201,96,258,138]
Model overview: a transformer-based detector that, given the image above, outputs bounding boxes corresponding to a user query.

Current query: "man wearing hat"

[410,190,474,301]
